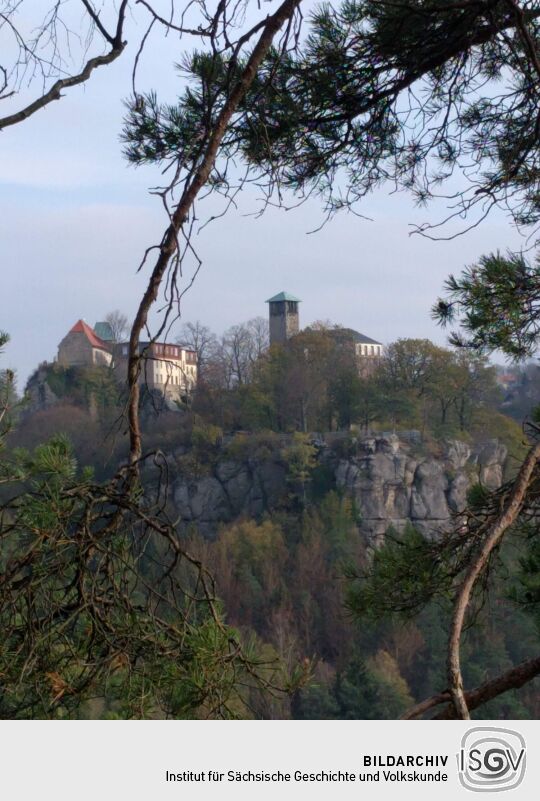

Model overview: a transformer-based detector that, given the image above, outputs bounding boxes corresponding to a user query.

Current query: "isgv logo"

[458,727,526,792]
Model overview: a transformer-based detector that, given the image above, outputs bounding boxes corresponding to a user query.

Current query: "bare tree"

[177,321,217,378]
[205,318,270,389]
[104,310,130,343]
[246,317,270,361]
[221,324,253,387]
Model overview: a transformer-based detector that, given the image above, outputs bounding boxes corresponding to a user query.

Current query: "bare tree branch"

[0,0,128,131]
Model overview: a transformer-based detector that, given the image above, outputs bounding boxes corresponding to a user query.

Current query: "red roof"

[69,319,110,350]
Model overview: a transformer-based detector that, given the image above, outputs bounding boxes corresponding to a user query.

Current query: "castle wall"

[57,332,93,367]
[57,332,112,367]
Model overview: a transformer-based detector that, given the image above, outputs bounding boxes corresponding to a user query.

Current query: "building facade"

[56,320,196,403]
[327,327,383,359]
[116,340,197,402]
[57,319,113,368]
[266,292,383,367]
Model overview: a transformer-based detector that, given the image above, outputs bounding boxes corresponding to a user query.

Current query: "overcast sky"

[1,2,527,389]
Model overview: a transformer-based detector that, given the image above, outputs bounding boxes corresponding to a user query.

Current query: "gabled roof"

[266,291,301,303]
[69,319,109,350]
[94,321,114,341]
[328,327,382,346]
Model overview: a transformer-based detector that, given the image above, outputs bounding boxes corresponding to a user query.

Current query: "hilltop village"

[28,292,384,410]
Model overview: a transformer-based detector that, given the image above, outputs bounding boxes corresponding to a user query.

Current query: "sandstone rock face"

[169,435,507,542]
[335,436,507,543]
[473,440,507,490]
[24,365,59,414]
[172,457,287,538]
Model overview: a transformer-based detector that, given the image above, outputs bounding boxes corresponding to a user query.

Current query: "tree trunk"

[447,440,540,718]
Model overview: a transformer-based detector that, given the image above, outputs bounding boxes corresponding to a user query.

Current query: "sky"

[0,1,528,389]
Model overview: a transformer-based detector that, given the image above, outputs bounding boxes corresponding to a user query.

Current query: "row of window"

[120,344,196,360]
[154,344,181,357]
[357,344,381,356]
[155,362,196,375]
[156,374,187,386]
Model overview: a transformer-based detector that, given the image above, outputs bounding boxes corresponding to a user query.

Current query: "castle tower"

[266,291,301,345]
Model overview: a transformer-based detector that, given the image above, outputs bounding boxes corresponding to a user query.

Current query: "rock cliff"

[169,434,507,541]
[334,435,506,542]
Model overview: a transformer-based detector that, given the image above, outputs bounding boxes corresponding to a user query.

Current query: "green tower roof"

[266,291,301,303]
[93,321,115,341]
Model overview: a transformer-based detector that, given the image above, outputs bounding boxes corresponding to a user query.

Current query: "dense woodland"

[4,325,539,718]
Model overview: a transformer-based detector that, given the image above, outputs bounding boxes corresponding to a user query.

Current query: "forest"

[3,319,539,719]
[2,0,540,720]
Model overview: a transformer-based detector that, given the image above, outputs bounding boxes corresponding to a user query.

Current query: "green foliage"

[469,411,527,474]
[176,421,223,476]
[224,430,281,462]
[281,433,317,483]
[183,328,507,448]
[204,519,288,635]
[509,534,540,635]
[294,679,340,720]
[297,651,413,720]
[0,341,295,719]
[466,482,492,510]
[0,331,17,435]
[191,421,223,453]
[122,1,540,231]
[435,251,540,359]
[346,525,450,620]
[309,462,336,500]
[42,363,120,412]
[334,651,412,720]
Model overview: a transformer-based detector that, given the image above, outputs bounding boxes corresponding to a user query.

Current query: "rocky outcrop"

[24,363,59,414]
[172,454,288,538]
[335,435,507,543]
[169,434,507,542]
